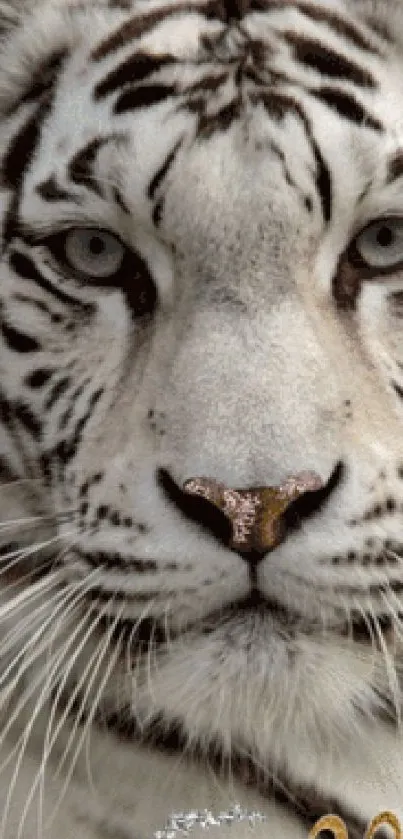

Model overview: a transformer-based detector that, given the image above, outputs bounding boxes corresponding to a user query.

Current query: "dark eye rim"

[348,216,403,278]
[38,226,158,318]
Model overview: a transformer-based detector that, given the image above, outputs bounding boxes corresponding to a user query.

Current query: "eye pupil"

[88,236,105,255]
[376,226,394,247]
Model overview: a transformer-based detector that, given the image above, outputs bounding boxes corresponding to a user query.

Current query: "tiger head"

[2,0,403,802]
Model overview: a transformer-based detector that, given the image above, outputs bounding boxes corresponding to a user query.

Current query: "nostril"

[283,460,345,532]
[157,468,232,548]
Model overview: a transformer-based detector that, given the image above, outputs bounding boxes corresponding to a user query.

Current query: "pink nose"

[183,471,324,553]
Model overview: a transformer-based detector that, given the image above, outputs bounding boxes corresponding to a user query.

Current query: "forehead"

[19,0,403,238]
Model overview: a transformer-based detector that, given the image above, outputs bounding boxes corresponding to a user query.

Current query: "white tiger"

[1,0,403,836]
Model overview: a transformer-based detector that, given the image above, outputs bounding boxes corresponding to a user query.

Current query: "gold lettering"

[309,811,401,839]
[308,815,348,839]
[364,811,401,839]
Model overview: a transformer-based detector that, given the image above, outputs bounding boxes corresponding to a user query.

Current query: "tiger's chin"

[92,597,394,763]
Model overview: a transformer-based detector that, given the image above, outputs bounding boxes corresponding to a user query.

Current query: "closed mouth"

[97,589,393,650]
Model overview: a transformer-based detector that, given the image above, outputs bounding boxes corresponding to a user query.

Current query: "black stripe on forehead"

[250,90,332,222]
[387,149,403,185]
[91,0,227,61]
[36,175,79,203]
[250,0,382,55]
[1,99,52,191]
[67,133,128,194]
[1,53,66,246]
[114,83,176,114]
[283,32,376,88]
[310,86,383,131]
[147,140,182,200]
[94,52,176,100]
[1,99,53,249]
[91,0,383,60]
[68,137,106,195]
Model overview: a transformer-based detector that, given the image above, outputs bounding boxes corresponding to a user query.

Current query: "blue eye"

[41,227,158,317]
[63,228,125,279]
[354,218,403,270]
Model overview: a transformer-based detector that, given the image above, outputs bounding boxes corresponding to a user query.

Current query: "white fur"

[2,0,403,836]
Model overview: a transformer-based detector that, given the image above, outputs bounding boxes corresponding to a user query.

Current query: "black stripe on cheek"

[0,389,14,432]
[25,368,54,389]
[94,52,175,100]
[284,32,376,88]
[76,550,158,572]
[58,380,88,431]
[0,455,21,483]
[54,388,104,466]
[1,320,41,353]
[13,401,42,440]
[114,84,176,114]
[85,587,170,603]
[45,377,71,411]
[8,251,94,312]
[2,191,20,249]
[311,87,383,131]
[0,389,38,461]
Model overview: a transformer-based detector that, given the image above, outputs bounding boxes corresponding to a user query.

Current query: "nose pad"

[182,472,324,557]
[158,466,344,563]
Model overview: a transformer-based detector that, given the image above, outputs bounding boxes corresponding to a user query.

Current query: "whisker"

[47,604,124,827]
[0,523,78,565]
[373,612,401,728]
[352,598,377,652]
[39,592,111,784]
[51,598,122,782]
[0,567,100,748]
[6,611,84,839]
[124,601,158,732]
[0,533,75,580]
[0,478,43,490]
[0,511,76,531]
[0,571,65,623]
[0,583,71,693]
[19,588,102,839]
[381,589,403,641]
[0,588,90,838]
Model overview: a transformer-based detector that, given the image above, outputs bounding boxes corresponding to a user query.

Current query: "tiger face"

[2,0,403,833]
